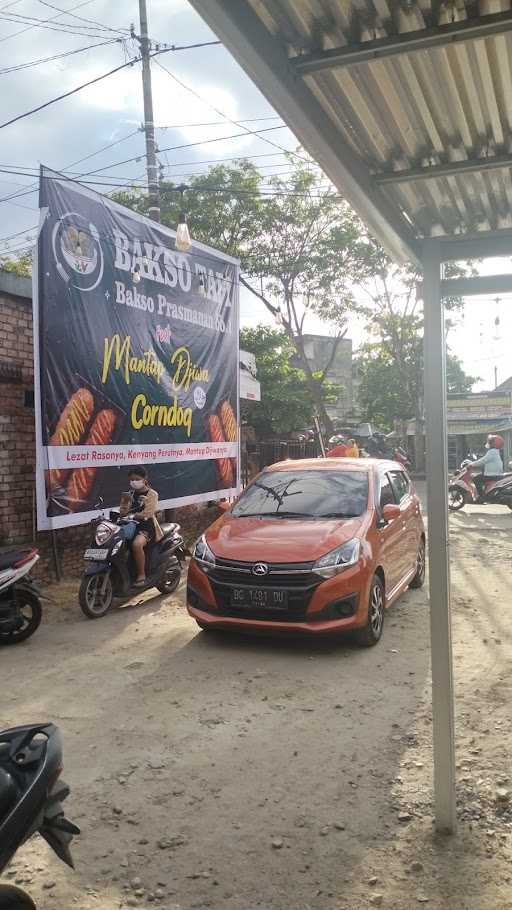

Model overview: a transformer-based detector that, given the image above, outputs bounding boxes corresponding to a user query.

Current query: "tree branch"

[319,329,347,382]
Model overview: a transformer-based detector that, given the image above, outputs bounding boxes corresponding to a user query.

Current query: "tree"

[113,155,369,435]
[0,251,32,277]
[351,254,478,469]
[357,340,478,432]
[240,325,338,437]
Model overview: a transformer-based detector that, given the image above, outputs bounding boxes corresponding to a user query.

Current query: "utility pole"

[132,0,160,222]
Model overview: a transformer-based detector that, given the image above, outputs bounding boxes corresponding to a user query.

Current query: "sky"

[0,0,510,393]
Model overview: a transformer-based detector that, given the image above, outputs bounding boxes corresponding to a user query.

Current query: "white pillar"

[422,239,457,834]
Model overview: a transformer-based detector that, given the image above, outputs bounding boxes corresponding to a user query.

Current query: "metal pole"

[422,239,457,834]
[138,0,160,222]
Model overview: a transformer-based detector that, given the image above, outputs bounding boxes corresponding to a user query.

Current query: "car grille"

[207,557,321,622]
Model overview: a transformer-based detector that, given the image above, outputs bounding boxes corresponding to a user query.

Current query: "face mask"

[130,479,145,490]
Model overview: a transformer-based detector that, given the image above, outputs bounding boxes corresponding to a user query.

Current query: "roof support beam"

[441,274,512,297]
[293,10,512,75]
[439,231,512,261]
[422,239,457,835]
[187,0,419,265]
[376,152,512,185]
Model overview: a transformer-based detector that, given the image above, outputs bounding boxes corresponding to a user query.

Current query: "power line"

[0,0,105,43]
[156,116,282,129]
[0,54,142,131]
[36,0,128,36]
[75,126,291,178]
[153,57,307,164]
[0,11,116,39]
[0,38,121,76]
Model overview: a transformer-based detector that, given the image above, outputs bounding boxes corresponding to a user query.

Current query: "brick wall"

[0,272,219,584]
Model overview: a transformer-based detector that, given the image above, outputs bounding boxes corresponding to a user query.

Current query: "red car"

[187,458,425,645]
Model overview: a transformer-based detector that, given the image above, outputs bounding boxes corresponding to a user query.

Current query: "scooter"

[78,505,187,619]
[448,461,512,511]
[0,547,43,646]
[0,723,79,909]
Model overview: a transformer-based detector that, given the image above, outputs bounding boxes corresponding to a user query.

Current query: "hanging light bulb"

[175,185,192,252]
[132,263,141,285]
[198,275,207,298]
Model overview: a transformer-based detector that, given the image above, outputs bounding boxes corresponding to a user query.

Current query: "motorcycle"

[448,461,512,511]
[0,723,79,909]
[78,504,187,619]
[0,547,43,646]
[393,446,413,470]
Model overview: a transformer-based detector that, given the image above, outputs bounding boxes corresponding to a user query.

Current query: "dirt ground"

[2,486,512,910]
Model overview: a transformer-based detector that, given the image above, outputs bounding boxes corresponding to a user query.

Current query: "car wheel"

[409,538,426,589]
[356,575,385,648]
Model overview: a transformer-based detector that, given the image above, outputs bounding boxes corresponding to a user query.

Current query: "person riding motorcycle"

[470,434,504,499]
[345,438,360,458]
[326,435,348,457]
[119,467,163,587]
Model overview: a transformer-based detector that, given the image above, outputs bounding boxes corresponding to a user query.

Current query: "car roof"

[262,457,406,473]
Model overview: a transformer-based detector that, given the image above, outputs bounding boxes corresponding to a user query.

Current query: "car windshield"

[232,469,369,519]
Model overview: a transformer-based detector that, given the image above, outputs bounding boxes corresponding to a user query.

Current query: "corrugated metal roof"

[240,0,512,241]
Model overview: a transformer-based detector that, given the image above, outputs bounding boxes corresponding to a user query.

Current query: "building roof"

[494,375,512,394]
[189,1,512,264]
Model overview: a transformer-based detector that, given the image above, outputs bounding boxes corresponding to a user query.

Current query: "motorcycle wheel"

[0,590,42,645]
[448,487,466,511]
[0,884,37,909]
[79,572,114,619]
[156,565,181,596]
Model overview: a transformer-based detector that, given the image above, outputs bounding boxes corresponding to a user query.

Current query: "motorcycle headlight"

[95,522,115,546]
[313,538,361,578]
[193,534,216,570]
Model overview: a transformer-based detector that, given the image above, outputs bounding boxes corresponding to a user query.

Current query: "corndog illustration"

[219,400,237,442]
[207,414,234,488]
[47,387,95,490]
[66,409,117,504]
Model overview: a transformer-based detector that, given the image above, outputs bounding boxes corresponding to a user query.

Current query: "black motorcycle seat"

[0,547,33,571]
[160,523,179,538]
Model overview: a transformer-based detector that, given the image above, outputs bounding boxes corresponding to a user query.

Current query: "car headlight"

[313,538,361,578]
[193,534,216,570]
[95,522,115,546]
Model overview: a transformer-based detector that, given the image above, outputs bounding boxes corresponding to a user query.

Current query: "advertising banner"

[34,167,240,530]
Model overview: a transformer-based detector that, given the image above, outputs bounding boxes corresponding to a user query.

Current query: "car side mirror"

[382,503,401,522]
[217,500,231,513]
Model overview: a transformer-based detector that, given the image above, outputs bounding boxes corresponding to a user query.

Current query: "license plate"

[84,548,109,561]
[230,587,288,610]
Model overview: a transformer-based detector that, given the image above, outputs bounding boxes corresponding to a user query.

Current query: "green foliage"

[0,251,32,277]
[240,325,337,437]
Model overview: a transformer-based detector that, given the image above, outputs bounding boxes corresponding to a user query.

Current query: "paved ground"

[2,486,512,910]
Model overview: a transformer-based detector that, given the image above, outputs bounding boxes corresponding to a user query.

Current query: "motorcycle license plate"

[230,587,288,610]
[84,548,109,561]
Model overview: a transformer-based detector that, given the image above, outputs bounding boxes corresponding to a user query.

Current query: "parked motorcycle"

[448,461,512,511]
[78,506,187,619]
[0,547,43,646]
[0,723,79,908]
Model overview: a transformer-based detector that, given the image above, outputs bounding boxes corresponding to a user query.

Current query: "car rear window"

[232,469,369,519]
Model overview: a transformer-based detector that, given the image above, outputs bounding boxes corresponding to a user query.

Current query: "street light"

[175,184,192,253]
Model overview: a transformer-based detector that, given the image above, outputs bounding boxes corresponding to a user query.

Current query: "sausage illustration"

[207,414,234,488]
[47,388,95,491]
[218,400,237,443]
[50,388,94,446]
[66,409,117,505]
